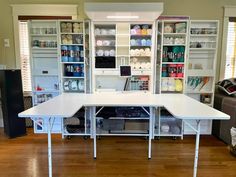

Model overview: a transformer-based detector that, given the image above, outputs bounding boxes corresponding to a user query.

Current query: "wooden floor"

[0,128,235,177]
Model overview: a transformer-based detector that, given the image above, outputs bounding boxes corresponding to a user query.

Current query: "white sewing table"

[18,92,230,177]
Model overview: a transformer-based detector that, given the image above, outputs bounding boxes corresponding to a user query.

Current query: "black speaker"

[0,69,26,138]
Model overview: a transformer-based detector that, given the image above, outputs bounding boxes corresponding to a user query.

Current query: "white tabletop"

[18,92,230,120]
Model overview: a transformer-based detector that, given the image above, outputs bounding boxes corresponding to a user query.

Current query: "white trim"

[220,6,236,79]
[11,4,78,68]
[219,17,229,80]
[224,6,236,17]
[11,4,78,16]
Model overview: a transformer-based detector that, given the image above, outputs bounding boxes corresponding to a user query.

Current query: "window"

[224,18,236,79]
[12,4,77,93]
[18,17,72,93]
[19,21,32,92]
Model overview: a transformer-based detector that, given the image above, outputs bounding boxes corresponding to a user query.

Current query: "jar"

[178,47,185,62]
[74,46,81,62]
[162,64,168,77]
[176,64,184,77]
[168,64,177,77]
[68,46,74,62]
[162,47,168,62]
[32,40,39,47]
[73,64,81,77]
[172,46,179,62]
[61,45,68,62]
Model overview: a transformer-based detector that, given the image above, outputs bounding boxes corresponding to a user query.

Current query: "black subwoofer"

[0,69,26,138]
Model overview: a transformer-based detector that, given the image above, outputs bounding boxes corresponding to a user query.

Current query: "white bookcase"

[184,20,219,134]
[58,20,91,137]
[155,16,190,139]
[92,22,155,93]
[91,21,156,136]
[59,20,86,93]
[28,20,61,133]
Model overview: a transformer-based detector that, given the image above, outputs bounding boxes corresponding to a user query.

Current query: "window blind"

[18,17,72,93]
[19,21,32,92]
[225,20,236,79]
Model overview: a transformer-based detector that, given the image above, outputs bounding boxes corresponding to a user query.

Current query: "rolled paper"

[141,39,147,46]
[130,49,135,56]
[95,28,100,35]
[161,78,168,91]
[135,49,140,56]
[102,40,110,46]
[101,29,107,35]
[97,50,104,56]
[146,39,152,46]
[71,80,78,91]
[141,29,147,35]
[130,39,136,46]
[136,29,141,35]
[168,78,176,91]
[130,29,136,35]
[147,29,152,35]
[146,62,151,69]
[96,40,103,46]
[110,40,115,46]
[175,79,183,92]
[108,29,116,35]
[164,25,173,33]
[140,49,145,56]
[104,50,110,56]
[144,48,151,56]
[133,25,140,29]
[109,49,115,56]
[142,24,149,29]
[136,62,141,69]
[132,57,138,63]
[78,80,84,91]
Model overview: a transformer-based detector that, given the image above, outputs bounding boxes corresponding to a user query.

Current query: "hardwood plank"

[0,128,235,177]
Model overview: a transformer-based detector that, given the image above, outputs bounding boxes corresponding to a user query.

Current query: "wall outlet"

[4,39,10,47]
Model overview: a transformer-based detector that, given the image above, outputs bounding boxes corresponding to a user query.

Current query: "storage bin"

[101,119,125,131]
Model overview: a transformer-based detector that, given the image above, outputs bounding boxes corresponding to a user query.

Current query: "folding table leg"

[47,118,52,177]
[193,120,201,177]
[92,107,97,159]
[148,107,153,159]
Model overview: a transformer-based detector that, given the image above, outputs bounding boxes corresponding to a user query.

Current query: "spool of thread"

[68,46,74,62]
[61,45,68,62]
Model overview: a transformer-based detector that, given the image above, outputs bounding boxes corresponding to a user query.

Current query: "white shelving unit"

[59,20,90,137]
[156,17,189,94]
[186,20,219,106]
[91,22,156,136]
[59,20,86,93]
[92,22,155,93]
[28,20,61,133]
[155,16,190,139]
[185,20,219,135]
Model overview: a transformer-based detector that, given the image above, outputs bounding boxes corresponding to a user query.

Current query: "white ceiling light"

[107,15,139,19]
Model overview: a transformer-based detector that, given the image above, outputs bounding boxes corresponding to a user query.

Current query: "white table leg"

[93,107,97,159]
[193,120,201,177]
[148,107,153,159]
[47,118,52,177]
